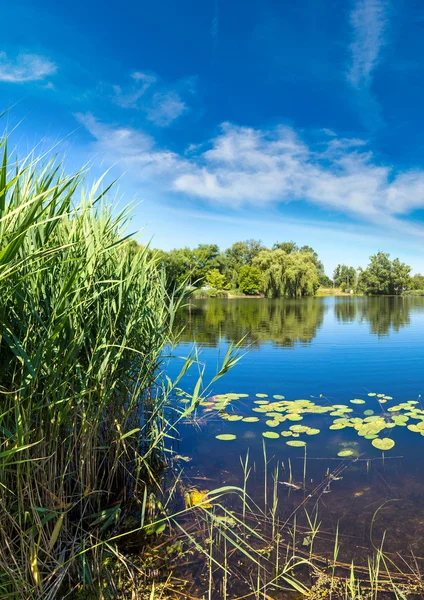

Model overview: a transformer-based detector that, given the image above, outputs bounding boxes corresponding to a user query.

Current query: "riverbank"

[190,286,357,299]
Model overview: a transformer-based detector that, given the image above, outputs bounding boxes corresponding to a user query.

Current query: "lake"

[168,296,424,591]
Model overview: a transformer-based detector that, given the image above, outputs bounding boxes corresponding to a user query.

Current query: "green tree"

[272,240,298,253]
[410,273,424,290]
[238,265,262,295]
[299,245,330,286]
[253,249,319,298]
[225,239,265,287]
[205,268,227,289]
[333,264,357,288]
[357,252,411,295]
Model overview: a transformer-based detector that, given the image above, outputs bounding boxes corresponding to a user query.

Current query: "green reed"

[0,128,244,599]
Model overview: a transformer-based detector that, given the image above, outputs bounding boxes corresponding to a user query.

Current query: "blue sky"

[2,0,424,275]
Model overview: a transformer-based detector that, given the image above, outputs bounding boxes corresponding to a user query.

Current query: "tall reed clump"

[0,132,186,598]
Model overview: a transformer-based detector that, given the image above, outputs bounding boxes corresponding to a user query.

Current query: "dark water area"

[168,296,424,571]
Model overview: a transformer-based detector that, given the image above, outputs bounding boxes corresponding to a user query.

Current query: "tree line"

[150,240,419,297]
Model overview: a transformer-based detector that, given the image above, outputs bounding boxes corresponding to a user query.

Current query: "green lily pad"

[242,417,259,423]
[281,431,292,437]
[306,428,320,435]
[368,393,377,397]
[286,440,306,447]
[266,420,279,428]
[273,395,285,400]
[337,449,354,457]
[364,410,374,416]
[372,438,395,451]
[226,415,243,421]
[256,394,268,398]
[350,399,366,404]
[286,414,303,421]
[216,434,236,441]
[329,423,347,430]
[262,431,280,439]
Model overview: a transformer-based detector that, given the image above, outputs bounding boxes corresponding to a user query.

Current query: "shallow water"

[169,296,424,570]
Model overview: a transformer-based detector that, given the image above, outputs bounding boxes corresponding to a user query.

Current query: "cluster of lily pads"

[197,391,424,455]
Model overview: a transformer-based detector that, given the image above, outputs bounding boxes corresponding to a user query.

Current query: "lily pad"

[281,431,292,437]
[242,417,259,423]
[266,420,279,428]
[286,440,306,447]
[350,399,366,404]
[306,428,320,435]
[368,393,377,397]
[215,434,236,441]
[273,395,285,400]
[371,438,395,451]
[262,431,280,439]
[256,394,268,398]
[337,449,354,457]
[226,415,243,421]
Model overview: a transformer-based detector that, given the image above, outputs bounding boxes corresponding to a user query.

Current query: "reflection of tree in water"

[335,296,419,336]
[176,298,327,347]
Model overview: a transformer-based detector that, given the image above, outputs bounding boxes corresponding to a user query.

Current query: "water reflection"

[177,298,326,347]
[177,296,424,347]
[335,296,415,336]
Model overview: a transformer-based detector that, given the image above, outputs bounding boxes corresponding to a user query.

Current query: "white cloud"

[113,71,157,108]
[348,0,388,88]
[146,91,187,126]
[77,114,424,235]
[0,52,57,83]
[111,70,190,126]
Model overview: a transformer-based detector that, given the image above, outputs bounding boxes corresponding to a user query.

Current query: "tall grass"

[0,131,191,598]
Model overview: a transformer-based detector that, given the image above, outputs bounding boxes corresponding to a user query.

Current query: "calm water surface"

[170,296,424,564]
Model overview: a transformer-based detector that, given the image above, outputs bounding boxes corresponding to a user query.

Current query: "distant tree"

[410,273,424,290]
[284,252,320,297]
[272,241,298,254]
[238,265,262,295]
[299,245,330,286]
[333,264,357,289]
[253,249,319,298]
[205,268,227,289]
[357,252,411,295]
[225,239,265,287]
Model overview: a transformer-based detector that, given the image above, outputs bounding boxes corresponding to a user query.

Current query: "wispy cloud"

[112,71,157,108]
[111,70,191,126]
[0,52,57,83]
[76,115,424,236]
[146,91,187,126]
[348,0,388,88]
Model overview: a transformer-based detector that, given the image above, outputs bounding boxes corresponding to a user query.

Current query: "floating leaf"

[266,420,279,428]
[273,395,285,400]
[286,440,306,447]
[226,415,243,421]
[329,423,347,430]
[337,450,354,457]
[286,414,303,421]
[281,431,292,437]
[242,417,259,423]
[254,400,269,405]
[372,438,395,451]
[368,393,377,397]
[262,431,280,439]
[215,434,236,441]
[364,410,374,416]
[350,399,366,404]
[256,394,268,398]
[289,425,309,433]
[306,428,320,435]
